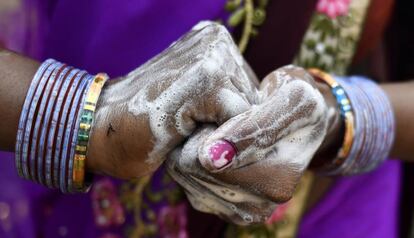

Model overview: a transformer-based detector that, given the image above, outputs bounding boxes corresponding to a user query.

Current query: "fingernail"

[208,140,236,169]
[265,203,290,225]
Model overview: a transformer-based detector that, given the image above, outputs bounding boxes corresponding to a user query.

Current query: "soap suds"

[94,21,256,165]
[199,66,329,172]
[166,126,276,225]
[167,67,330,224]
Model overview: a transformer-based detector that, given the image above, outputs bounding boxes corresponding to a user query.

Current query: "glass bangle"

[307,68,355,174]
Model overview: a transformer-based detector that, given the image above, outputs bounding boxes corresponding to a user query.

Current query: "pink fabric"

[316,0,351,19]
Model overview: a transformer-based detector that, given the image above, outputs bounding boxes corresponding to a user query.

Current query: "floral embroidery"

[158,203,188,238]
[316,0,351,19]
[294,0,371,75]
[119,166,185,238]
[92,178,125,228]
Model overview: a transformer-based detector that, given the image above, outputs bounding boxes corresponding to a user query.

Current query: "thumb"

[198,75,328,173]
[197,103,275,172]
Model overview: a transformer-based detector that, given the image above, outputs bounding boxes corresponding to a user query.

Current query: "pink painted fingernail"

[265,202,290,225]
[208,140,236,169]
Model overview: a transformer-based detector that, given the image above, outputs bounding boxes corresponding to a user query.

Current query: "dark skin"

[237,0,401,212]
[0,1,408,227]
[0,49,39,151]
[0,46,413,218]
[1,49,412,164]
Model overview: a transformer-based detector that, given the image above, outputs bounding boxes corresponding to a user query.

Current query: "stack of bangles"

[15,59,108,193]
[308,68,396,175]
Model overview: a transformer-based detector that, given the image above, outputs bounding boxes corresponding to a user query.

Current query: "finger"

[169,125,216,174]
[184,78,253,126]
[193,21,260,105]
[211,149,302,203]
[166,126,277,224]
[258,65,317,100]
[169,22,258,135]
[197,102,275,172]
[229,58,261,105]
[198,67,328,172]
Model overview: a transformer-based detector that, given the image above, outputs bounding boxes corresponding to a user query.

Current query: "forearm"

[0,48,39,151]
[382,81,414,162]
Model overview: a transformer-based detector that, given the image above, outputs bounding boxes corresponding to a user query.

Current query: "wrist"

[0,50,40,151]
[85,77,158,179]
[307,71,394,175]
[14,59,108,192]
[309,75,344,169]
[86,80,118,175]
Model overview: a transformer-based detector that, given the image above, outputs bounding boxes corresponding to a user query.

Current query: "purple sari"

[0,0,400,237]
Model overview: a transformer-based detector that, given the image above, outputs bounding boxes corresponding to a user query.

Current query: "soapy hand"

[167,66,334,225]
[87,22,259,179]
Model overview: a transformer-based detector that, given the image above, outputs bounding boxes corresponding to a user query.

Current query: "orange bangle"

[308,68,355,171]
[73,73,108,192]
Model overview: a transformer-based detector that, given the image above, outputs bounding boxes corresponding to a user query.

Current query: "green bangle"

[73,73,108,192]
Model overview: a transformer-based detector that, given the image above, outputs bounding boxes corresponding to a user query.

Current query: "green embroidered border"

[294,0,371,75]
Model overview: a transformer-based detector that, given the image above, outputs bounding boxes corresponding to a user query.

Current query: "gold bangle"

[73,73,108,192]
[308,68,355,170]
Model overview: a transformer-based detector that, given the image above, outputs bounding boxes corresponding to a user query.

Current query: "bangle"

[50,68,81,188]
[62,72,89,193]
[15,59,108,192]
[39,65,71,187]
[337,76,395,174]
[307,69,395,175]
[15,59,54,179]
[308,68,355,173]
[28,62,64,182]
[72,73,108,192]
[54,71,86,192]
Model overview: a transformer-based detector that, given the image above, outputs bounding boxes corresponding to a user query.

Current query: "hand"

[167,66,340,225]
[167,125,278,225]
[86,22,259,179]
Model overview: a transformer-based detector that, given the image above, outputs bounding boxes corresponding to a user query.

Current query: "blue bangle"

[45,67,77,188]
[334,76,395,175]
[40,66,71,187]
[53,70,86,190]
[23,61,60,181]
[32,63,65,185]
[15,59,54,178]
[60,72,89,193]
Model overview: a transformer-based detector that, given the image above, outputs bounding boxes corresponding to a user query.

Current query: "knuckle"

[275,192,294,204]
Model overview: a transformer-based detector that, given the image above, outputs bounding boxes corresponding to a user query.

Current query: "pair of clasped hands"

[88,22,340,225]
